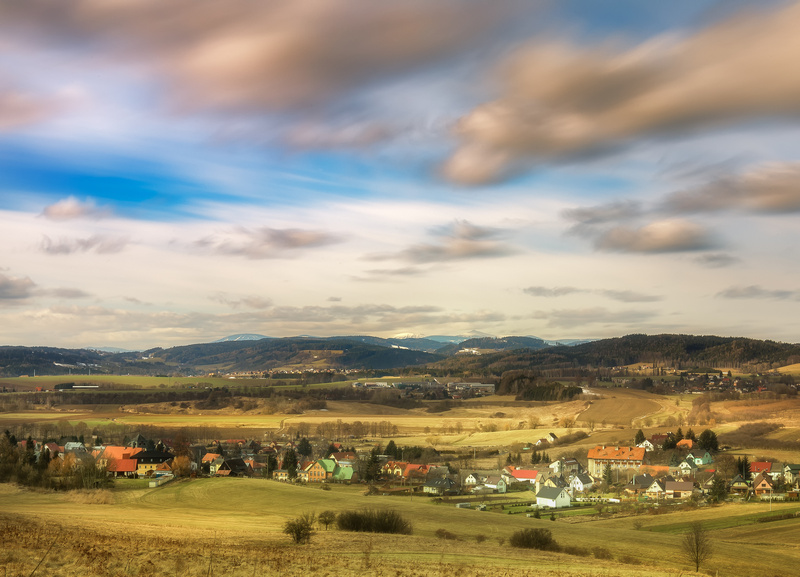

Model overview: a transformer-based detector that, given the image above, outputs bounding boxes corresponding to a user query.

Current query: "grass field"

[1,479,799,576]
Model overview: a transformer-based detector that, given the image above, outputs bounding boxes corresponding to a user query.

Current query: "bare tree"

[682,521,712,572]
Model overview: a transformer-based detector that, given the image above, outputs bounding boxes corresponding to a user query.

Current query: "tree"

[171,455,192,478]
[385,440,399,459]
[297,438,312,458]
[685,428,697,442]
[736,455,751,481]
[325,443,338,457]
[697,429,719,452]
[284,512,316,544]
[284,449,298,480]
[318,510,337,530]
[708,477,728,503]
[634,429,645,446]
[681,521,712,572]
[675,427,684,442]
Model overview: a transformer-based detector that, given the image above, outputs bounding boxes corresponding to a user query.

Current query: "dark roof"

[135,450,174,464]
[537,486,568,500]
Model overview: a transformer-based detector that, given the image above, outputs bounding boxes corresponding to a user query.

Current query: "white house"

[570,473,594,494]
[536,486,571,509]
[637,440,655,452]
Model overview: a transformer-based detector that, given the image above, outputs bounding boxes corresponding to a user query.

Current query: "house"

[107,458,138,478]
[502,467,539,485]
[678,459,699,476]
[216,458,251,477]
[645,479,666,499]
[676,439,694,450]
[550,457,581,476]
[544,474,568,489]
[482,475,507,494]
[331,465,357,483]
[273,469,289,482]
[586,446,645,477]
[750,461,772,477]
[626,473,654,494]
[784,464,800,484]
[649,434,669,448]
[536,486,571,509]
[686,451,714,466]
[637,439,655,452]
[423,477,459,496]
[381,461,407,479]
[547,432,559,444]
[570,473,594,494]
[752,472,775,496]
[664,481,695,499]
[464,472,483,486]
[135,450,174,477]
[328,452,357,466]
[306,459,337,482]
[729,474,749,493]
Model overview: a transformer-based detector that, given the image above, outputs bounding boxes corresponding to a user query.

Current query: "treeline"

[496,371,583,401]
[0,431,111,491]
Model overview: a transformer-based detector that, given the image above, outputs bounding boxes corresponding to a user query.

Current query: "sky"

[1,0,800,350]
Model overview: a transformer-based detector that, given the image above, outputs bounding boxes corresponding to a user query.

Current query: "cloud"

[664,162,800,215]
[0,273,36,300]
[716,285,797,300]
[532,307,654,329]
[694,253,739,268]
[195,227,341,259]
[358,267,428,281]
[41,235,130,255]
[45,288,92,299]
[0,86,59,131]
[524,286,660,302]
[445,2,800,183]
[524,286,581,298]
[1,1,515,116]
[327,296,342,302]
[41,196,111,220]
[596,289,662,303]
[367,220,515,263]
[594,220,715,253]
[211,293,273,310]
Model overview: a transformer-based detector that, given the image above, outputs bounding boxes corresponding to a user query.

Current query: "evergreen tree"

[697,429,719,452]
[736,455,751,481]
[283,449,298,480]
[385,440,399,459]
[634,429,646,445]
[297,437,312,458]
[675,427,684,441]
[685,428,697,442]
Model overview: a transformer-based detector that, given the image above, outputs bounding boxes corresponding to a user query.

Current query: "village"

[5,425,799,512]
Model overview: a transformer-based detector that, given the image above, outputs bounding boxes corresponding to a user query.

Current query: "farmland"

[2,478,800,576]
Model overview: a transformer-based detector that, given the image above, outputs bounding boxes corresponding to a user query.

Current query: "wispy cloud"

[533,307,654,329]
[194,227,342,259]
[211,293,273,310]
[524,286,661,302]
[41,235,129,255]
[663,162,800,215]
[716,285,798,300]
[444,2,800,183]
[41,196,111,220]
[367,220,515,263]
[44,288,92,299]
[595,220,715,253]
[694,253,739,268]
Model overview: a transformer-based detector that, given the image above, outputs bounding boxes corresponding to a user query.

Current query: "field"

[2,478,800,576]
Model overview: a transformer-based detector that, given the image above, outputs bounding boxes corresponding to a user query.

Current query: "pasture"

[1,479,799,576]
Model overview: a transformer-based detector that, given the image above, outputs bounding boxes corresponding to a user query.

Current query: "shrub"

[562,545,591,557]
[284,512,316,544]
[318,510,337,530]
[592,546,613,559]
[509,528,559,551]
[619,554,641,565]
[336,509,412,535]
[475,534,486,543]
[435,528,457,540]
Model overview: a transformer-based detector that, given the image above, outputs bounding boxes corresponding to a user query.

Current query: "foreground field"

[1,479,799,576]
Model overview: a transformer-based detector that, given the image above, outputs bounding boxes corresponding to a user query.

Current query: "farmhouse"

[586,445,645,477]
[423,477,459,496]
[752,472,775,496]
[502,466,539,485]
[569,473,594,494]
[536,486,571,509]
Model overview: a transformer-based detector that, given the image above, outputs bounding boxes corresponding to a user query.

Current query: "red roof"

[98,446,143,461]
[107,459,137,473]
[587,445,646,462]
[750,462,772,474]
[202,453,222,462]
[504,467,538,481]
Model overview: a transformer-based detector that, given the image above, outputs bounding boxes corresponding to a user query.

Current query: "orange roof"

[750,462,772,474]
[98,446,143,461]
[202,453,222,462]
[107,459,137,473]
[676,439,693,449]
[587,445,645,462]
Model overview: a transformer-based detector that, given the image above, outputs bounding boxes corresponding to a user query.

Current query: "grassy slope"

[1,480,799,577]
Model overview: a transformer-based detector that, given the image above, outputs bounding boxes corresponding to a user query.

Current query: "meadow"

[2,478,799,576]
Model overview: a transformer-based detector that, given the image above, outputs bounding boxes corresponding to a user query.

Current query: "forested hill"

[435,336,550,356]
[429,334,800,374]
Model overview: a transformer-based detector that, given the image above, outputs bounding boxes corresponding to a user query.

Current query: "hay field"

[1,480,799,576]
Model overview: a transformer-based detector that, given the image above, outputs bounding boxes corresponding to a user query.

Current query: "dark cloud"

[595,220,715,253]
[195,227,342,259]
[367,220,515,264]
[41,235,129,255]
[0,273,36,300]
[664,162,800,215]
[41,196,111,220]
[444,2,800,183]
[532,307,654,329]
[716,285,797,300]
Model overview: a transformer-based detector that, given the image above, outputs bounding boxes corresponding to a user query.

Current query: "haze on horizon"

[1,1,799,351]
